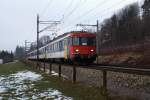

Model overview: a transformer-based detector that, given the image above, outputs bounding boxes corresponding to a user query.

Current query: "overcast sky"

[0,0,143,51]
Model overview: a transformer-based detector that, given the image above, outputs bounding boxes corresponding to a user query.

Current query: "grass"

[34,75,106,100]
[0,61,107,100]
[0,62,33,75]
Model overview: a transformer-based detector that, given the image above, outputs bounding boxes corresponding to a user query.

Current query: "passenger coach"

[27,31,96,63]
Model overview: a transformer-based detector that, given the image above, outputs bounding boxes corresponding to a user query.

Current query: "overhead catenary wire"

[61,0,74,19]
[40,0,54,18]
[49,0,75,21]
[60,0,87,32]
[62,0,83,21]
[39,0,138,34]
[65,0,128,29]
[63,0,113,28]
[81,0,128,23]
[63,0,132,33]
[64,0,109,25]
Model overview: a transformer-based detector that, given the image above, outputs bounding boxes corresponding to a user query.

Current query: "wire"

[66,0,108,24]
[50,0,74,21]
[40,0,54,18]
[63,0,80,20]
[66,0,126,27]
[63,0,110,27]
[82,0,127,23]
[60,0,87,33]
[63,0,86,21]
[62,0,74,18]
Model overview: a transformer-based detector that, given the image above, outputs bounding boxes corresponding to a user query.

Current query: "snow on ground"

[0,71,73,100]
[51,71,59,76]
[14,71,42,81]
[0,97,3,100]
[50,70,68,79]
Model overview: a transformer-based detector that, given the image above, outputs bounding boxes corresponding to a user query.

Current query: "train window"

[54,43,56,52]
[49,45,51,52]
[80,38,88,46]
[53,44,55,51]
[79,37,96,46]
[53,44,55,52]
[68,37,72,46]
[51,45,52,52]
[59,41,61,51]
[73,37,79,46]
[88,38,96,46]
[52,44,53,52]
[57,42,59,51]
[50,45,51,52]
[56,42,57,51]
[62,40,64,50]
[53,44,54,52]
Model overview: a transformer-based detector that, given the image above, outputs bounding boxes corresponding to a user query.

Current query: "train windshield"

[72,37,96,46]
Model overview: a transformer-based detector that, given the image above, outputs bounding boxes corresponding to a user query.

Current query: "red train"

[27,31,96,63]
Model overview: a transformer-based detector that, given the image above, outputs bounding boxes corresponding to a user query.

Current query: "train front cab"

[65,33,96,63]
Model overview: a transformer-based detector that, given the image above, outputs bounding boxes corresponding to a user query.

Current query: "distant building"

[0,59,3,64]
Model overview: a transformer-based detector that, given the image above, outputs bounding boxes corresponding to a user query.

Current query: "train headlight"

[75,49,79,52]
[91,49,94,52]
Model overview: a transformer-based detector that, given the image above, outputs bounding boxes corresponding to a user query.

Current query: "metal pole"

[37,14,39,69]
[25,40,27,58]
[96,20,99,64]
[37,14,39,61]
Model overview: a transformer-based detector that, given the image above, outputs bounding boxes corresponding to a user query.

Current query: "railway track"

[37,60,150,76]
[28,60,150,76]
[86,64,150,76]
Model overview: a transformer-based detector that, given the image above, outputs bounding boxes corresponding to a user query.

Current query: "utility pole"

[25,40,27,58]
[37,14,40,61]
[76,20,99,63]
[36,14,61,60]
[96,20,99,64]
[36,14,61,68]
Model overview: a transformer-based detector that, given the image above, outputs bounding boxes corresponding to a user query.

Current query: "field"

[0,61,106,100]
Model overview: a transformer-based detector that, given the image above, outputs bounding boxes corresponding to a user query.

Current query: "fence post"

[73,65,76,83]
[58,64,61,77]
[43,62,46,72]
[49,63,52,75]
[102,70,107,96]
[39,62,41,70]
[36,62,38,69]
[36,61,40,70]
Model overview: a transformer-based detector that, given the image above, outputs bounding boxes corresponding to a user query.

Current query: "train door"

[64,38,68,59]
[64,37,72,60]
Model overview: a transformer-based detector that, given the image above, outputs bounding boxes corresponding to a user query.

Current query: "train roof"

[49,31,94,43]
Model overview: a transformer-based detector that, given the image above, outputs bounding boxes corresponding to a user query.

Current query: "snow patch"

[0,71,73,100]
[14,71,42,81]
[0,71,42,94]
[32,88,73,100]
[0,97,3,100]
[51,71,59,76]
[51,71,68,79]
[0,86,7,93]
